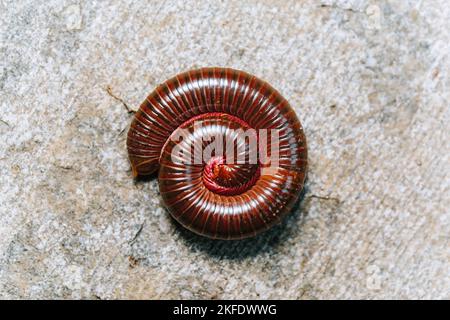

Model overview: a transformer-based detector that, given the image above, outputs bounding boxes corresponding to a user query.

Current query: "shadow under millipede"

[133,172,158,184]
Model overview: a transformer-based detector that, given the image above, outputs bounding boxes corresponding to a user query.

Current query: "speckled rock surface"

[0,0,449,299]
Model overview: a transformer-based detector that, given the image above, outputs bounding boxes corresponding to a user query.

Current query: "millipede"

[127,67,307,240]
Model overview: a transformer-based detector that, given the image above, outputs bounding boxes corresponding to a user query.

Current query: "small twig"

[105,86,136,114]
[129,223,144,245]
[56,164,73,170]
[118,125,128,137]
[0,119,10,127]
[320,4,359,13]
[308,194,341,204]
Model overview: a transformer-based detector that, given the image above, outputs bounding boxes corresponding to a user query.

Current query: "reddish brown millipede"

[127,67,307,239]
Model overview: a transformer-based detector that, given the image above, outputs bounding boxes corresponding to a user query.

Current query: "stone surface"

[0,0,449,299]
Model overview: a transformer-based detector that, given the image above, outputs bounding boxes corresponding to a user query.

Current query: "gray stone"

[0,0,449,299]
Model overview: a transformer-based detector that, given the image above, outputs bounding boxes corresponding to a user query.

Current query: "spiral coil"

[127,67,307,239]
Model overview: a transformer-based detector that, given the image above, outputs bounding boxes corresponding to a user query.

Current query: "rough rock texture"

[0,0,449,299]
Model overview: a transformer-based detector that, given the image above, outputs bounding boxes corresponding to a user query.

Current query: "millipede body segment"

[127,67,307,239]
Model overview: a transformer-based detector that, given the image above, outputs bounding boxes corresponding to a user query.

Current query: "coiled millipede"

[127,67,307,239]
